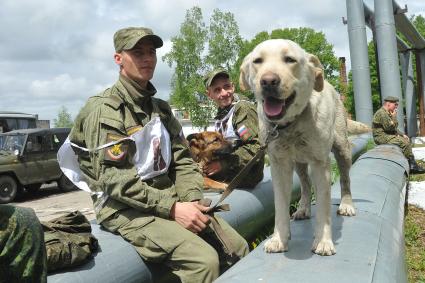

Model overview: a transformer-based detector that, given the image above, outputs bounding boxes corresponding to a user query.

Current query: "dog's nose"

[260,73,280,88]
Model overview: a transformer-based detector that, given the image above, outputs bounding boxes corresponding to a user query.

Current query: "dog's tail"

[347,119,372,135]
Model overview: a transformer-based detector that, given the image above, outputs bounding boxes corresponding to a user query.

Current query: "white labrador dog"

[240,39,356,256]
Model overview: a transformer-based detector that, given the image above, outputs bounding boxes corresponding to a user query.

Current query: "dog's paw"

[292,207,311,220]
[311,239,336,256]
[264,234,288,253]
[337,203,356,216]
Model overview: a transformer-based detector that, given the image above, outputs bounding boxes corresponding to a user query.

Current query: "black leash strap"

[206,145,267,213]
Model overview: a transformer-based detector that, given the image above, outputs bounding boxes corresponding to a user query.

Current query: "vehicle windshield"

[0,134,26,152]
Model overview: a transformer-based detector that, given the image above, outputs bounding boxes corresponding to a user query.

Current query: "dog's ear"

[186,133,197,142]
[239,53,252,91]
[308,54,324,92]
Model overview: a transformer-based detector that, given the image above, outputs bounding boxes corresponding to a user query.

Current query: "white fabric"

[57,116,171,194]
[214,105,239,141]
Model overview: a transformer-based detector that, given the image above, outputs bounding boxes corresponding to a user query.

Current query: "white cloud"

[0,0,424,123]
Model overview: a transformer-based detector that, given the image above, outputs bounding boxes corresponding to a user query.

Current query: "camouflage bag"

[41,211,99,272]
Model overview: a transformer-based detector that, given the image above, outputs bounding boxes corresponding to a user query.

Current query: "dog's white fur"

[240,39,355,256]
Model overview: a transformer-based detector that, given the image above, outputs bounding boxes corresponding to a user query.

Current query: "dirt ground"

[11,184,95,221]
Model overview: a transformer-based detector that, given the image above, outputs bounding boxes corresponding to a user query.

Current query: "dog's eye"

[284,56,297,64]
[253,57,263,64]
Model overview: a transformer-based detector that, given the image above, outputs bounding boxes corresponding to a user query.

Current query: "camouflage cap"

[113,27,163,52]
[204,69,230,89]
[384,96,399,103]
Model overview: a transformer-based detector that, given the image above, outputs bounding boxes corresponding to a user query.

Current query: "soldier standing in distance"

[372,96,425,174]
[69,27,248,283]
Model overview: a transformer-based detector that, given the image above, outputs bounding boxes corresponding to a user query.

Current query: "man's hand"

[203,160,222,176]
[170,202,210,233]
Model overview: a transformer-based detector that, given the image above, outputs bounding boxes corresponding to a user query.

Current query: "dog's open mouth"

[263,92,296,119]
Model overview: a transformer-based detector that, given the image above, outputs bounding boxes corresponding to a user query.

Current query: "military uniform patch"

[237,125,253,141]
[105,133,128,162]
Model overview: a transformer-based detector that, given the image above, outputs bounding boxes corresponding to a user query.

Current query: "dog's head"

[187,131,232,163]
[240,39,324,125]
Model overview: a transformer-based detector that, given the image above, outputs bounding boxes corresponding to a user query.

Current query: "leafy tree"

[163,7,208,127]
[54,106,73,128]
[163,7,243,128]
[234,28,340,98]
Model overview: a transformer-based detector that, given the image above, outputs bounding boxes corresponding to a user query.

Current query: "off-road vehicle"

[0,128,76,203]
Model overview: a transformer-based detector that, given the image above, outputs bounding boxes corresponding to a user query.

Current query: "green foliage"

[53,106,73,128]
[234,27,340,98]
[163,7,243,127]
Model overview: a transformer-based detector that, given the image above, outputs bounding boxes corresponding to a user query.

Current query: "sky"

[0,0,423,124]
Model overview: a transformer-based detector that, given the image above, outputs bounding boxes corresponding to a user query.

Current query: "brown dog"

[187,131,232,191]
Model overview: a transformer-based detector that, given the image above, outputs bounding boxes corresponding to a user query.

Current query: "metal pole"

[346,0,373,125]
[416,52,425,136]
[400,51,417,136]
[374,0,404,133]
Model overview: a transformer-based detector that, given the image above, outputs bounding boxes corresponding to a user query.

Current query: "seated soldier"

[203,69,264,187]
[68,27,249,283]
[372,96,425,174]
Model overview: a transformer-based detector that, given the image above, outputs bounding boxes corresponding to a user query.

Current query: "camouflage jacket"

[70,75,203,223]
[372,106,403,143]
[213,96,264,187]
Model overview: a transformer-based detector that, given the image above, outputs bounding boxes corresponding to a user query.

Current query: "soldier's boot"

[409,156,425,174]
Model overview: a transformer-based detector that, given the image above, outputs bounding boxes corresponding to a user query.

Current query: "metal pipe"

[216,144,408,283]
[346,0,374,125]
[400,51,417,136]
[417,51,425,135]
[374,0,404,132]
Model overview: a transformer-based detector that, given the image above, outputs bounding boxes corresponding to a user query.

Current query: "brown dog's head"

[187,131,232,163]
[239,39,324,125]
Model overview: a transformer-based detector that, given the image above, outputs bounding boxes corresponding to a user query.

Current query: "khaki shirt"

[372,106,402,143]
[213,97,264,187]
[70,75,203,223]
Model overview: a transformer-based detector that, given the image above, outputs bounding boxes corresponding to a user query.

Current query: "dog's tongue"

[264,97,284,117]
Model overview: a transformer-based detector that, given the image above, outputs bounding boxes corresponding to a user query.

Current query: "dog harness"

[214,103,240,142]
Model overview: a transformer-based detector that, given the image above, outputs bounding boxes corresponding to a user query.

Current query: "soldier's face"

[207,76,235,109]
[114,39,157,88]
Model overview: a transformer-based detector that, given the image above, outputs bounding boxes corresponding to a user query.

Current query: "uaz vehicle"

[0,128,76,203]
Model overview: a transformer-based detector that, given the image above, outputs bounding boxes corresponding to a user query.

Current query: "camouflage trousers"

[0,205,47,283]
[374,134,413,159]
[101,208,249,283]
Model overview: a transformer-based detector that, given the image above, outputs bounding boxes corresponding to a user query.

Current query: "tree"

[163,7,243,128]
[234,28,340,99]
[54,106,73,128]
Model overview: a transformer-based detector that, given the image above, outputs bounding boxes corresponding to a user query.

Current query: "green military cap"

[113,27,163,52]
[204,69,229,89]
[384,96,399,103]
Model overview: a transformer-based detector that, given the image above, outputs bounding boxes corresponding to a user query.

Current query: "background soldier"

[203,69,264,187]
[69,27,248,283]
[372,96,425,174]
[0,205,47,282]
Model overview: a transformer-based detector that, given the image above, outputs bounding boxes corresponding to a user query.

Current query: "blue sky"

[0,0,422,123]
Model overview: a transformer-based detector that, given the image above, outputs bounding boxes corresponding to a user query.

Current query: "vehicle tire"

[58,174,77,192]
[26,183,42,193]
[0,175,18,204]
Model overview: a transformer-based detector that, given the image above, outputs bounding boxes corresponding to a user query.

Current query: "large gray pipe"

[216,144,408,283]
[374,0,404,132]
[346,0,373,126]
[400,51,417,137]
[392,0,425,49]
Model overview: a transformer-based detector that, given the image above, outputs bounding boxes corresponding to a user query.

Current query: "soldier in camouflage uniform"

[0,205,47,282]
[372,96,425,174]
[69,27,248,283]
[203,69,264,188]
